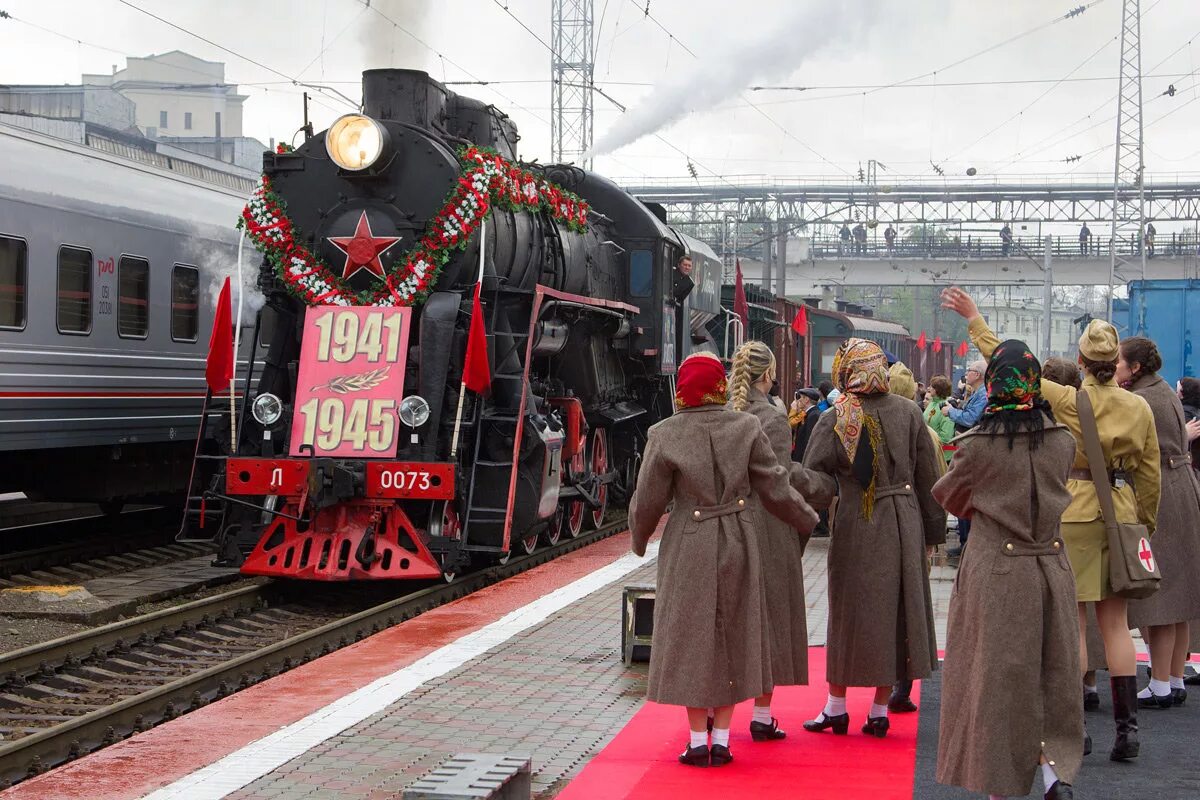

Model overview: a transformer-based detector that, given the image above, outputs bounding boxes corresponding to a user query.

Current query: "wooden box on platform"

[621,584,655,665]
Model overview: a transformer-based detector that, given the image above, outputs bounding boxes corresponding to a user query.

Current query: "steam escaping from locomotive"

[187,236,266,315]
[358,0,434,68]
[588,0,880,158]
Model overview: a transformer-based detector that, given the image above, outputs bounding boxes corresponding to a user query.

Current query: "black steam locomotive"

[181,69,723,581]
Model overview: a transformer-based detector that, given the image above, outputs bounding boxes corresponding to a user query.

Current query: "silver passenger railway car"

[0,122,247,504]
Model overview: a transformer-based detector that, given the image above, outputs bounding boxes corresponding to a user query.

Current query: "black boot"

[1110,675,1141,761]
[1045,780,1074,799]
[888,680,918,713]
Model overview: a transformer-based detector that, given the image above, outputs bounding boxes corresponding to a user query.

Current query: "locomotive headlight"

[325,114,387,171]
[399,395,431,428]
[251,393,283,427]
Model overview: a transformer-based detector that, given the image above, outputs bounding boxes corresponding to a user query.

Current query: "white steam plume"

[184,235,267,321]
[589,1,880,157]
[360,0,434,69]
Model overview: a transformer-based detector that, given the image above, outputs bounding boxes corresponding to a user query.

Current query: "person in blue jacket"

[944,360,987,556]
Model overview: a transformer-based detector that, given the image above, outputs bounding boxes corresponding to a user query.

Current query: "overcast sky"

[3,0,1199,185]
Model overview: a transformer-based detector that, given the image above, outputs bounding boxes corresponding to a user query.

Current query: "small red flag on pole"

[932,336,943,353]
[733,259,750,339]
[916,330,927,350]
[205,277,234,395]
[463,283,491,395]
[957,340,969,357]
[791,305,808,336]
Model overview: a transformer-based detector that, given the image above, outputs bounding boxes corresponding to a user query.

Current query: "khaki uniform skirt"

[1063,520,1110,602]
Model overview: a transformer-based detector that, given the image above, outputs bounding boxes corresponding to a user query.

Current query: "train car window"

[118,256,150,339]
[56,246,92,335]
[629,249,652,297]
[171,265,199,342]
[0,236,26,330]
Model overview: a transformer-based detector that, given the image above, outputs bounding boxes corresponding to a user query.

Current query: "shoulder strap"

[1076,389,1118,525]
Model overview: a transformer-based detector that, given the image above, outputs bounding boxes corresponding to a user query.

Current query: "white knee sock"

[869,702,889,718]
[1171,675,1185,690]
[711,727,730,747]
[1140,677,1172,698]
[823,694,847,717]
[752,705,772,725]
[689,729,707,749]
[1041,761,1060,788]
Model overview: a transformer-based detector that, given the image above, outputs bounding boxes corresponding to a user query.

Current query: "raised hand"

[1186,418,1200,443]
[940,287,980,320]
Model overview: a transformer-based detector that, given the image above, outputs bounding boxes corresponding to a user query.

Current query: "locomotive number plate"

[290,306,412,458]
[364,462,455,500]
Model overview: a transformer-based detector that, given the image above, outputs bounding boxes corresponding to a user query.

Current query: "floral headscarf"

[830,338,889,519]
[978,339,1054,449]
[674,352,728,410]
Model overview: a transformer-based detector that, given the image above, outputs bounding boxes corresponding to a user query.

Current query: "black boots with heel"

[1110,675,1140,761]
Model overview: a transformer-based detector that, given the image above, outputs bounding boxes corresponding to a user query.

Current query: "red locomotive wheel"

[516,527,539,556]
[544,506,564,547]
[429,501,461,582]
[563,450,586,538]
[588,429,608,529]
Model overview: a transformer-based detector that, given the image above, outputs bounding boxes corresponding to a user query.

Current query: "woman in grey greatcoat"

[933,340,1081,800]
[1119,337,1200,708]
[630,352,818,768]
[798,338,945,739]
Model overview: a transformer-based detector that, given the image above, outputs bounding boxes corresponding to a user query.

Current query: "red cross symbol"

[1138,537,1155,572]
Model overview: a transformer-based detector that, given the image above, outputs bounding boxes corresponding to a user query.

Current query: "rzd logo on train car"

[289,306,412,458]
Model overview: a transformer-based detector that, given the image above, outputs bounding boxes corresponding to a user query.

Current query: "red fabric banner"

[916,331,927,350]
[733,260,749,336]
[791,305,808,336]
[205,277,234,395]
[932,336,943,353]
[957,340,969,357]
[463,283,491,394]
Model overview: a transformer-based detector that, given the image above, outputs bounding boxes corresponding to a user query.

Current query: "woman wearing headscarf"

[727,341,813,741]
[798,339,946,738]
[944,287,1160,762]
[1119,337,1200,708]
[933,341,1081,800]
[630,352,818,768]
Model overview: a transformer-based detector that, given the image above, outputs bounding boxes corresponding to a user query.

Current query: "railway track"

[0,517,629,787]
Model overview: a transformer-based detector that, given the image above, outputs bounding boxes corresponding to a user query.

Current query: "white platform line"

[142,540,659,800]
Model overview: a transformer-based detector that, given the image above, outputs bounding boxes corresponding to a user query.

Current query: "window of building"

[184,112,192,130]
[159,110,168,128]
[0,236,26,330]
[57,246,92,334]
[171,265,199,342]
[118,256,149,338]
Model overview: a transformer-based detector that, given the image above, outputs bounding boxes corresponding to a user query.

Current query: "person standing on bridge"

[943,286,1161,764]
[797,339,945,740]
[885,224,897,257]
[840,223,852,256]
[853,222,868,254]
[933,339,1082,800]
[1145,221,1157,258]
[1080,223,1092,256]
[629,352,818,768]
[1000,223,1014,257]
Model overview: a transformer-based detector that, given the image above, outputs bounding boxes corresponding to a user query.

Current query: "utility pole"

[550,0,594,168]
[1108,0,1146,322]
[1042,234,1054,358]
[777,223,788,300]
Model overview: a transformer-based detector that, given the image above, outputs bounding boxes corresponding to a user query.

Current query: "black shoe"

[1110,675,1141,761]
[1083,732,1092,756]
[1045,780,1074,800]
[803,712,849,735]
[750,718,786,741]
[1137,691,1174,710]
[1084,690,1100,712]
[678,744,709,767]
[1185,672,1200,686]
[861,716,890,738]
[709,744,733,767]
[1172,687,1187,705]
[888,694,918,713]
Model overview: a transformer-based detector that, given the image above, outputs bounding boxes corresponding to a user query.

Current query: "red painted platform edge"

[4,524,660,800]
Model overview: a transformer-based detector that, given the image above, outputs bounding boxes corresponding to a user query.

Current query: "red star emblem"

[327,211,401,280]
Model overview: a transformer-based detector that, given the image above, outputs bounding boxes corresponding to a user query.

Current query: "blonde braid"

[729,341,776,411]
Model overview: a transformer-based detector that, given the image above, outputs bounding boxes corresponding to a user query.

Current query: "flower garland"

[238,145,590,308]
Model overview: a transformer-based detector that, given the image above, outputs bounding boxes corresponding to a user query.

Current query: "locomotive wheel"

[564,450,586,539]
[588,429,609,529]
[544,506,564,547]
[428,501,461,582]
[515,527,539,556]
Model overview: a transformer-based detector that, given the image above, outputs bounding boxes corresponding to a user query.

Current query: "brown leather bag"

[1076,390,1161,599]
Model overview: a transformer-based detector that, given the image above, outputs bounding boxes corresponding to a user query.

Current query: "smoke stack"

[362,69,447,130]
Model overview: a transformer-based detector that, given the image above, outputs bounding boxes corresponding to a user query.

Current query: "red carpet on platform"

[557,647,920,800]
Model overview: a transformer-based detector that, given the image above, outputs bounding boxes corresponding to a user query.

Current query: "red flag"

[791,305,808,336]
[916,331,927,350]
[932,336,943,353]
[205,277,234,395]
[463,283,491,394]
[957,340,969,357]
[733,259,750,336]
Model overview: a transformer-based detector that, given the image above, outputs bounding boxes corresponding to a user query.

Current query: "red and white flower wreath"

[238,145,590,308]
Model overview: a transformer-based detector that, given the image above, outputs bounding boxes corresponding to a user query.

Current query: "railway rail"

[0,516,629,787]
[0,507,181,580]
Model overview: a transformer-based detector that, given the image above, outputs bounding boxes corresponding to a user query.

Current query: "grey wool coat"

[629,405,819,708]
[1127,373,1200,628]
[800,392,946,687]
[932,420,1083,797]
[734,388,811,686]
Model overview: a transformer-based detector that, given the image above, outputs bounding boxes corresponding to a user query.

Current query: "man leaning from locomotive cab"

[673,255,695,302]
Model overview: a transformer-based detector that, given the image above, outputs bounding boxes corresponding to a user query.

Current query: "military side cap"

[1078,318,1119,362]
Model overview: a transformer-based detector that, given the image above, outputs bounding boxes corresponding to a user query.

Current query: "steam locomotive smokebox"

[362,69,448,129]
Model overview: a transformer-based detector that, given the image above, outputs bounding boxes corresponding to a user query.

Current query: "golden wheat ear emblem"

[311,366,391,394]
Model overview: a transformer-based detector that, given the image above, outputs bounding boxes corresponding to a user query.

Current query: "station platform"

[5,527,1198,800]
